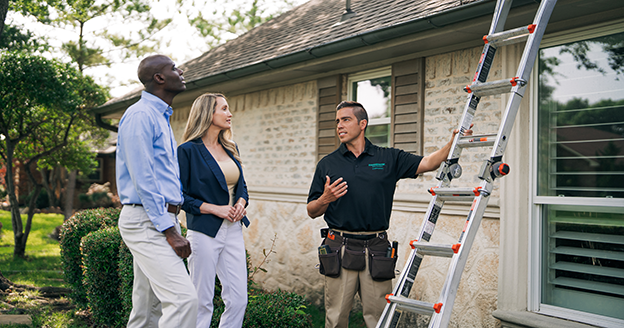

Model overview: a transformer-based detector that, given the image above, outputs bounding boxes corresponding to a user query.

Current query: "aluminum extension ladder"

[376,0,558,327]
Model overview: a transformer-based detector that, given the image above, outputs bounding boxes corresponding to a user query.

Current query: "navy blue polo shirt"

[307,139,423,232]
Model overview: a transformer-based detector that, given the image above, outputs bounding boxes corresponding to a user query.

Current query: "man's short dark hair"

[336,101,368,129]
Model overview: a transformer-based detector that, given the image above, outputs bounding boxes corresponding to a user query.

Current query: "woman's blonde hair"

[182,93,241,163]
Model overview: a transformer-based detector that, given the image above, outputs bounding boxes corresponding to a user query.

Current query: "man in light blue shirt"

[117,54,198,328]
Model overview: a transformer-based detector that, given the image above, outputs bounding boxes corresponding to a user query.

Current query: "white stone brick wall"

[229,81,318,188]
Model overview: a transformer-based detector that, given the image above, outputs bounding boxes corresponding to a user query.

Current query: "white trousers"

[187,220,248,328]
[119,205,198,328]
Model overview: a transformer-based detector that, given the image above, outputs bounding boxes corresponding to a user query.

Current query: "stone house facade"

[95,0,624,327]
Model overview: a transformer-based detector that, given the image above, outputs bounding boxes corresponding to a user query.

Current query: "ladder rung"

[464,77,527,97]
[490,34,528,48]
[428,187,484,202]
[483,24,536,45]
[410,241,460,258]
[457,134,497,148]
[386,294,442,316]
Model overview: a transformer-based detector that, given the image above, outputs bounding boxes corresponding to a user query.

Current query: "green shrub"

[208,284,312,328]
[81,226,124,327]
[59,208,120,306]
[118,240,133,325]
[242,289,312,328]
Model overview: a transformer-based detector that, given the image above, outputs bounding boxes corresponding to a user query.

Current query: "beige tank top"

[216,157,240,206]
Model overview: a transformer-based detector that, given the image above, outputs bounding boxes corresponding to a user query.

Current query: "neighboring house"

[92,134,118,195]
[92,0,624,327]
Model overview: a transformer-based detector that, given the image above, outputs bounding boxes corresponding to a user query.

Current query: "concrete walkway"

[0,314,32,325]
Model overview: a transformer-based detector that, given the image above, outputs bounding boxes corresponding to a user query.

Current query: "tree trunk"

[52,166,62,207]
[0,0,9,40]
[40,167,60,208]
[40,168,54,208]
[4,143,25,259]
[64,169,77,221]
[16,162,41,258]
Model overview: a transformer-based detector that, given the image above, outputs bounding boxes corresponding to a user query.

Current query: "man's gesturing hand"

[164,227,192,258]
[307,176,348,218]
[321,176,348,203]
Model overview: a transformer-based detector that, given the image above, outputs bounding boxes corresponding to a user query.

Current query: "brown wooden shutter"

[316,76,341,161]
[392,58,424,154]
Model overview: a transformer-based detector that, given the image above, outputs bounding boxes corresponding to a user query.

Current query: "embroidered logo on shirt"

[369,163,386,170]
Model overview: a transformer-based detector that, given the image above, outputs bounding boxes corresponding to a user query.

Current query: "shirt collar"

[141,91,173,118]
[339,138,376,157]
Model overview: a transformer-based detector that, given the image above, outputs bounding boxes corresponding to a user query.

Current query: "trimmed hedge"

[118,240,134,324]
[59,208,120,306]
[81,226,124,327]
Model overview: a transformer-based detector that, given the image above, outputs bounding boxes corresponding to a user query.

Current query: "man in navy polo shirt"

[307,101,471,328]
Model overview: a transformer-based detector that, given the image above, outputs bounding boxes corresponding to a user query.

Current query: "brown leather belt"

[125,203,181,215]
[330,230,386,240]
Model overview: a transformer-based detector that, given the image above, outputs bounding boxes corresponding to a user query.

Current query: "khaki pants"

[324,247,392,328]
[119,205,198,328]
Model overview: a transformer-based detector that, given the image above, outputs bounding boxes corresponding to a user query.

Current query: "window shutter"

[317,76,341,161]
[392,58,424,154]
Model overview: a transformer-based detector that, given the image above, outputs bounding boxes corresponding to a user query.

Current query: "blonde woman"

[178,93,249,328]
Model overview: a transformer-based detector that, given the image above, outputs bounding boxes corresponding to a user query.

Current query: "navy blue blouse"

[178,138,250,237]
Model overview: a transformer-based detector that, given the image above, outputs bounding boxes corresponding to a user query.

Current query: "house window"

[534,29,624,325]
[348,68,392,147]
[86,158,104,182]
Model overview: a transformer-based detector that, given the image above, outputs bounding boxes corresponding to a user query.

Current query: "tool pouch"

[318,238,342,278]
[368,238,397,281]
[341,239,366,271]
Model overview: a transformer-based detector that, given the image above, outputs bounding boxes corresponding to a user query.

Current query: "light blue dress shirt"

[116,91,184,232]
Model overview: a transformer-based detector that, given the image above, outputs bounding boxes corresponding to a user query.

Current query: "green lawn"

[0,211,65,287]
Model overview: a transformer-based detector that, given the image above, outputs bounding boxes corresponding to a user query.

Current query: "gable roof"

[94,0,536,116]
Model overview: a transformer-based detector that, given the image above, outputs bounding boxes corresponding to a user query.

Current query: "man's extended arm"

[417,126,473,174]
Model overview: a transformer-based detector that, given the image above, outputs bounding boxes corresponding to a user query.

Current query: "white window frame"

[528,19,624,328]
[347,67,392,127]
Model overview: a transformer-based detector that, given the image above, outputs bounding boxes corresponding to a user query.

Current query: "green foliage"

[81,226,124,327]
[58,208,120,306]
[9,0,60,24]
[0,50,108,171]
[0,52,84,122]
[0,24,49,52]
[241,289,312,328]
[118,240,134,324]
